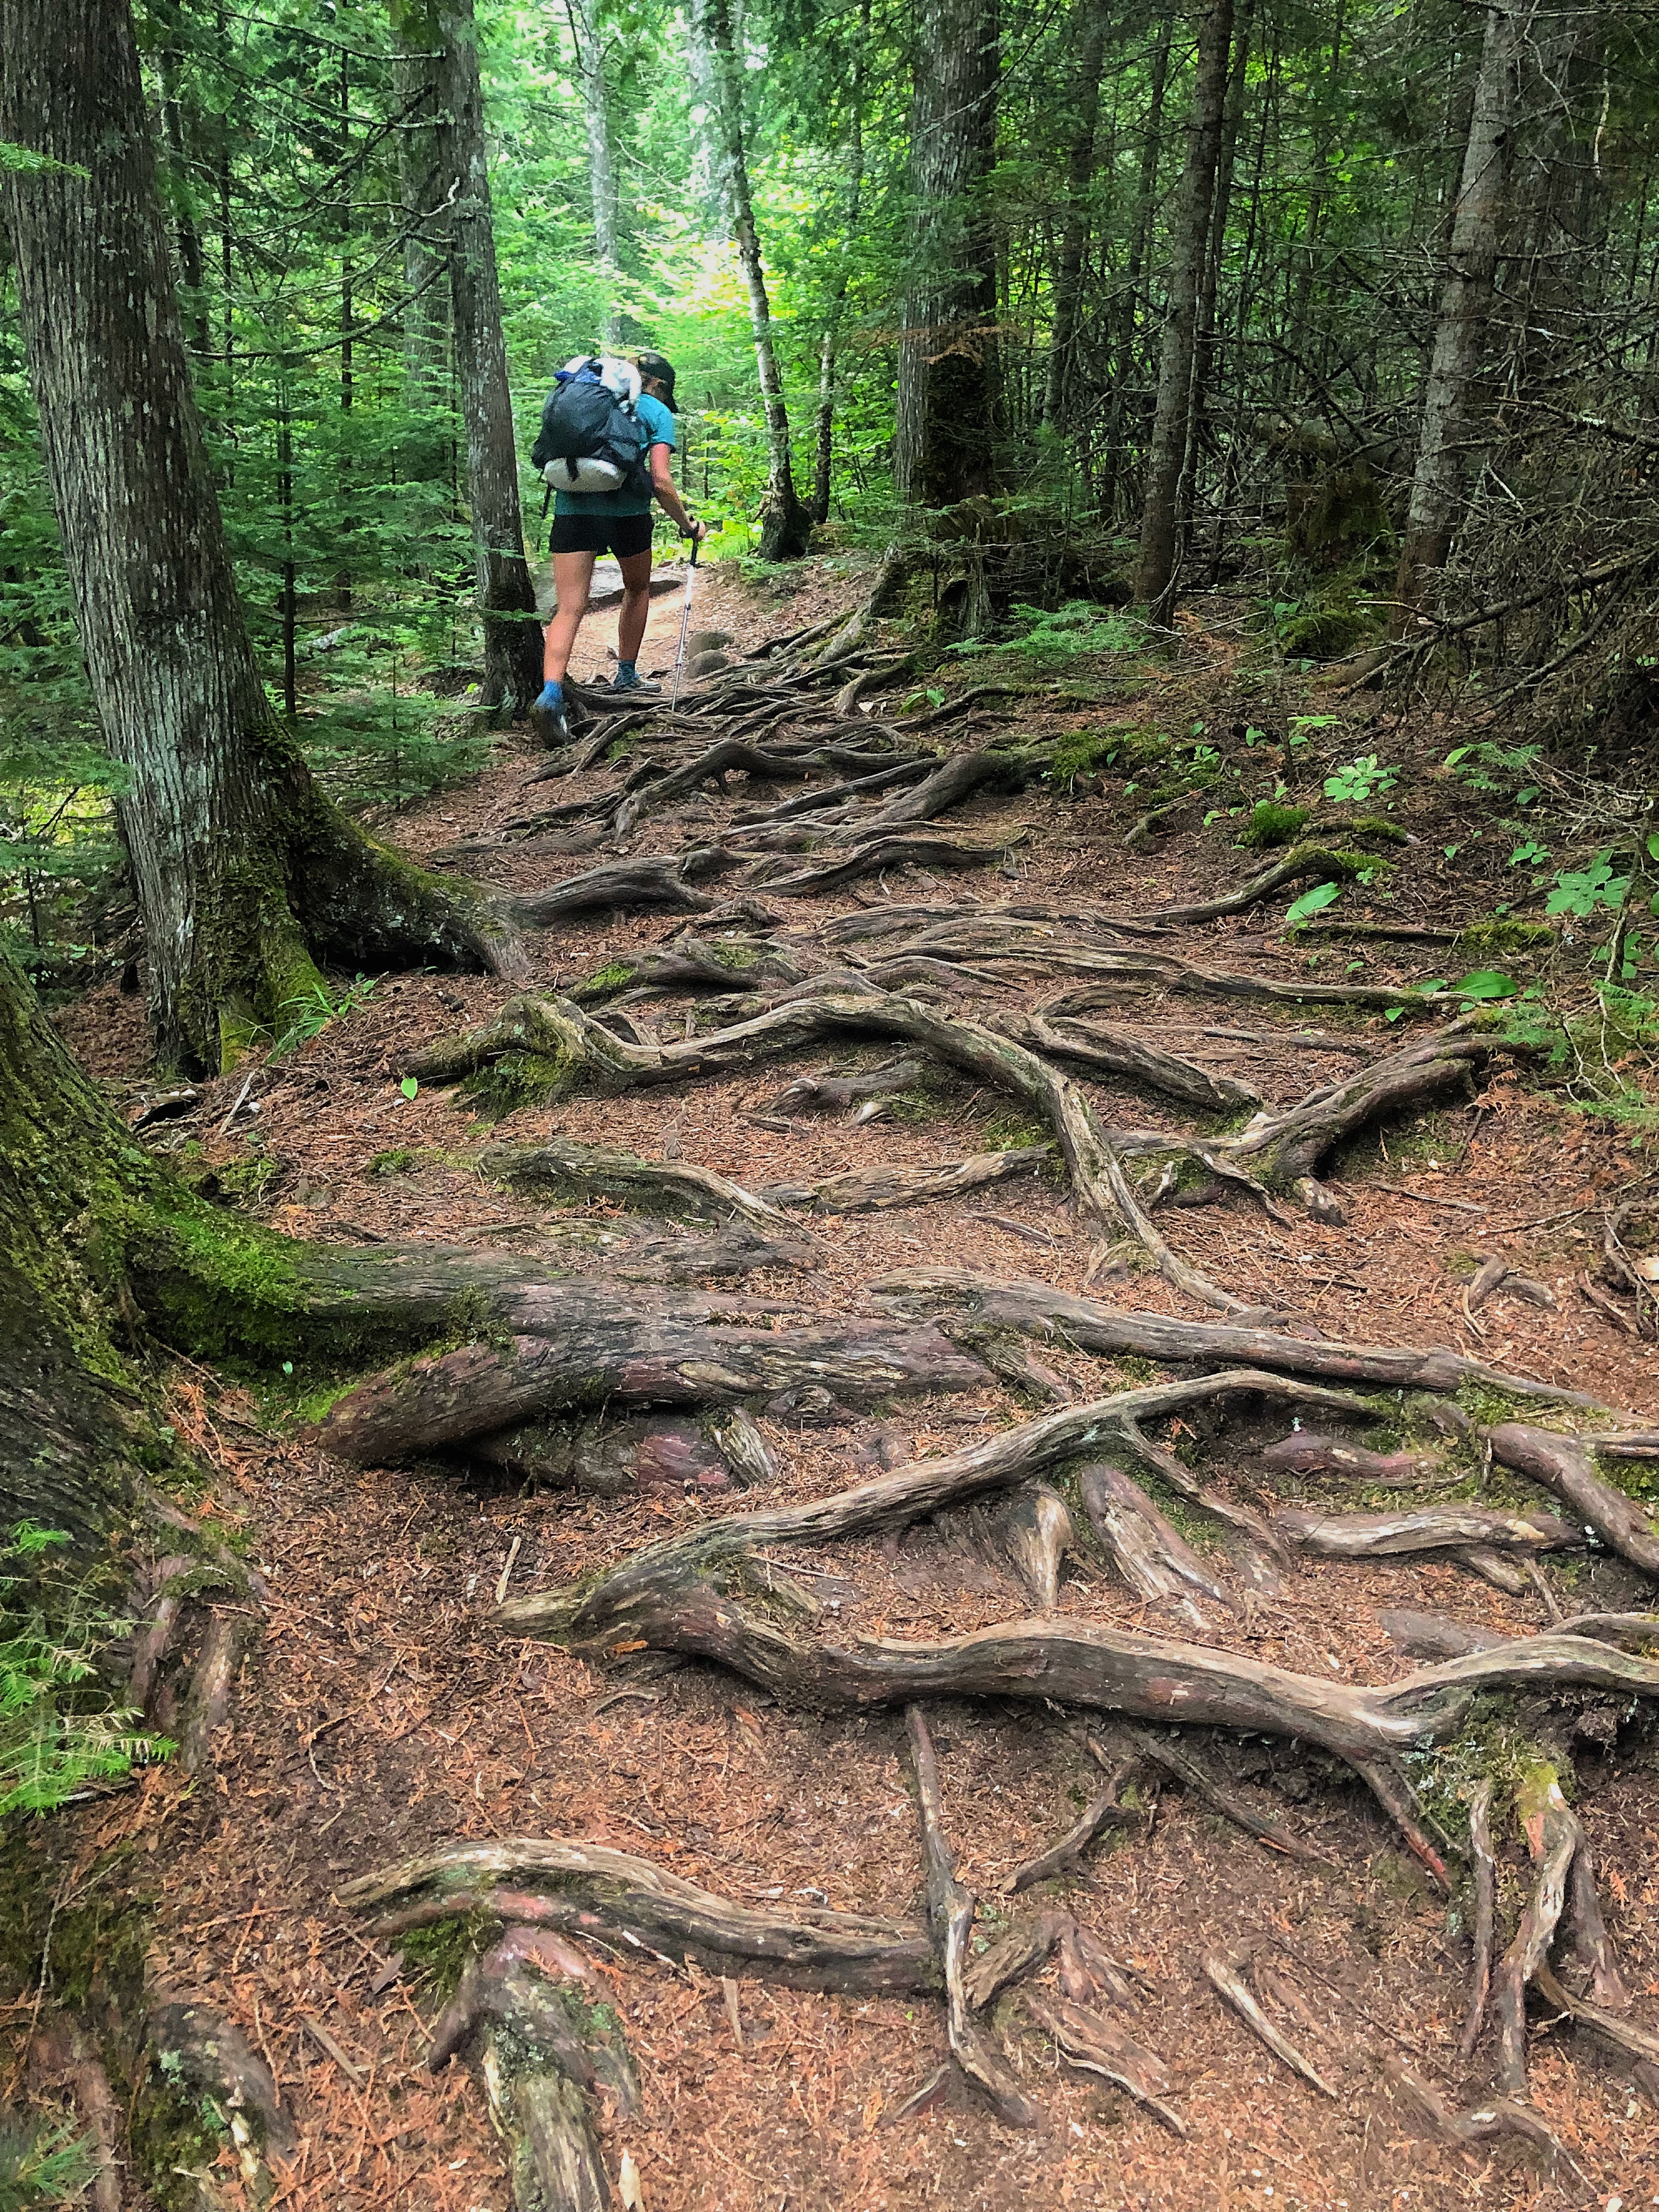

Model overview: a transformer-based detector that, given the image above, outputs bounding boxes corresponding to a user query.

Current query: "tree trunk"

[431,0,546,709]
[392,23,451,424]
[1391,3,1525,628]
[1042,0,1112,431]
[1135,0,1234,608]
[692,0,811,559]
[1184,0,1254,550]
[894,0,1001,505]
[571,0,625,345]
[810,0,870,526]
[1101,12,1173,523]
[0,0,519,1075]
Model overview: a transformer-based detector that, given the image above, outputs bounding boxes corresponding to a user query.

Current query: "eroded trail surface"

[65,566,1659,2208]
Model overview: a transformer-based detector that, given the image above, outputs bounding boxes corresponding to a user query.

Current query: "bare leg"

[544,550,599,685]
[616,547,655,668]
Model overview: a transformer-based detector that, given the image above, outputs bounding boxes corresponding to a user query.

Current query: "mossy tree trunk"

[0,0,520,1078]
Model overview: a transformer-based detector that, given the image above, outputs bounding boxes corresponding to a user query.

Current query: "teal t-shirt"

[553,391,676,519]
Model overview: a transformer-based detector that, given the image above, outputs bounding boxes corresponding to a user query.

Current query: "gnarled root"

[1381,2056,1587,2186]
[1271,1504,1576,1564]
[1024,1990,1187,2136]
[1202,1940,1336,2096]
[1079,1462,1232,1621]
[343,1837,938,1993]
[1006,1755,1140,1893]
[1458,1780,1497,2063]
[874,1268,1622,1414]
[906,1706,1038,2129]
[1488,1423,1659,1581]
[1494,1765,1577,2096]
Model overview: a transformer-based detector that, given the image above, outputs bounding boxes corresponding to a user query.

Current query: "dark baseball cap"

[635,351,679,413]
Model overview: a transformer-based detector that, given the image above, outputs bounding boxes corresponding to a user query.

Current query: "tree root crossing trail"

[50,569,1659,2209]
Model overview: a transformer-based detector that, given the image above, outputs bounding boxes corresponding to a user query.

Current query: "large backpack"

[531,355,650,496]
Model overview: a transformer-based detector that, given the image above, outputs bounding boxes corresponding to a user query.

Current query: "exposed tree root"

[1079,1462,1231,1620]
[906,1706,1038,2128]
[1014,1005,1262,1113]
[505,851,736,927]
[482,1137,802,1235]
[1459,1779,1497,2063]
[404,985,1243,1308]
[471,1410,769,1497]
[1006,1756,1141,1893]
[1494,1766,1577,2096]
[815,750,1035,842]
[1025,949,1440,1014]
[765,1144,1052,1215]
[1489,1423,1659,1581]
[961,1908,1071,2007]
[875,1269,1622,1414]
[497,1373,1373,1644]
[314,1288,987,1466]
[1534,1961,1659,2065]
[1261,1431,1427,1484]
[1128,1730,1329,1865]
[1271,1504,1575,1563]
[1203,1941,1336,2096]
[1000,1484,1073,1610]
[1381,2056,1587,2183]
[754,832,1022,896]
[1024,1990,1187,2136]
[342,1837,939,1993]
[1128,842,1376,927]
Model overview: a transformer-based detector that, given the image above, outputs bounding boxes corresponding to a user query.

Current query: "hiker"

[532,349,706,739]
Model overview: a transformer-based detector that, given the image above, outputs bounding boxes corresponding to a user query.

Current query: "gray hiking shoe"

[610,667,662,696]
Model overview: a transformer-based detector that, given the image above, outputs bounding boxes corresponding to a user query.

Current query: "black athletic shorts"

[549,511,654,560]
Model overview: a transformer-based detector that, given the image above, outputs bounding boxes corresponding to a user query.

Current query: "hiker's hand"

[684,518,709,544]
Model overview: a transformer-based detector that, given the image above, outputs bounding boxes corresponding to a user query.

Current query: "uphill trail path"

[48,554,1659,2209]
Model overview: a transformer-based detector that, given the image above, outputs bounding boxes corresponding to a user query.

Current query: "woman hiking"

[532,348,707,740]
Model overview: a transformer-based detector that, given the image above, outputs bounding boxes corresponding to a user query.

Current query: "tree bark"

[1042,0,1113,430]
[1134,0,1234,608]
[569,0,624,344]
[1102,13,1172,523]
[810,0,870,524]
[1392,3,1525,628]
[0,0,518,1074]
[894,0,1001,504]
[431,0,546,708]
[692,0,811,558]
[392,20,452,421]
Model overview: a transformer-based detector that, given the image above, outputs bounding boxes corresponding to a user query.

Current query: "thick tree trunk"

[431,0,546,709]
[1135,0,1234,608]
[895,0,1001,504]
[0,0,517,1074]
[1042,0,1112,430]
[571,0,625,344]
[693,0,811,558]
[1391,4,1524,628]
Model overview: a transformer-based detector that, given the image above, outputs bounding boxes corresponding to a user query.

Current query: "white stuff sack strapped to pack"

[540,355,644,494]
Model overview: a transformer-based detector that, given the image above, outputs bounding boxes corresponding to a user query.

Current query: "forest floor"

[33,553,1659,2210]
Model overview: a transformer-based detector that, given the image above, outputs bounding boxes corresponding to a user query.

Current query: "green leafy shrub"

[1323,755,1398,805]
[1,1526,171,1818]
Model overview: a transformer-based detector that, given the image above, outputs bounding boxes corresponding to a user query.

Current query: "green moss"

[1451,919,1555,955]
[368,1146,419,1176]
[1280,606,1369,660]
[460,1049,580,1121]
[979,1107,1051,1152]
[1237,802,1313,849]
[400,1908,500,1997]
[582,960,639,993]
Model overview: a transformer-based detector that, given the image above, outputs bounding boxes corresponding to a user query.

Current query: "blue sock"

[615,661,637,682]
[534,679,563,712]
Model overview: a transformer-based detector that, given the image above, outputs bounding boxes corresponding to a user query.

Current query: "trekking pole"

[670,526,700,710]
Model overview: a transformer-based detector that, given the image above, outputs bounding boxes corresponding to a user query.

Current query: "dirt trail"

[52,563,1659,2209]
